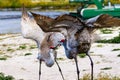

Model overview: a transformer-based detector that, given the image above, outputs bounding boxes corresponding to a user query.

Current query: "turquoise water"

[0,11,68,34]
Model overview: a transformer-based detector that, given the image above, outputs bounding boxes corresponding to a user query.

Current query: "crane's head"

[38,33,65,67]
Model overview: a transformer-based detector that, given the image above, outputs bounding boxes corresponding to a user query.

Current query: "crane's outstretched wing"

[31,13,84,32]
[30,12,54,25]
[30,12,62,32]
[49,14,84,30]
[86,14,120,28]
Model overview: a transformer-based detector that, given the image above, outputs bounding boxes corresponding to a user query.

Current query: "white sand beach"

[0,28,120,80]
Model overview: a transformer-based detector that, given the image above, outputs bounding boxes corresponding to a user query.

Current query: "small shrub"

[117,54,120,57]
[100,28,113,34]
[0,57,7,60]
[100,67,112,70]
[18,45,27,50]
[7,47,14,52]
[0,72,14,80]
[78,53,86,58]
[29,45,37,49]
[24,53,32,56]
[56,57,64,60]
[96,33,120,43]
[112,48,120,51]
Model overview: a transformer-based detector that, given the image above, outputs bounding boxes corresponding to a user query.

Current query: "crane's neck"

[62,39,73,59]
[62,39,68,50]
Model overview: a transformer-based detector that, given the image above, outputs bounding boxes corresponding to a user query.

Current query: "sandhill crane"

[32,13,120,80]
[21,6,65,80]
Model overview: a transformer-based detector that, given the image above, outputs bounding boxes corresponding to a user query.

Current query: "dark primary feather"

[30,12,61,32]
[49,14,84,30]
[30,11,54,24]
[31,13,84,32]
[93,14,120,28]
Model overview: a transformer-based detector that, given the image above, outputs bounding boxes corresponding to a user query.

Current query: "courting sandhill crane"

[32,12,120,80]
[21,6,65,80]
[32,13,92,80]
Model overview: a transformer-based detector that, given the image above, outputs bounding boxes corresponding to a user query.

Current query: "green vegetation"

[0,72,14,80]
[24,53,32,56]
[7,47,15,52]
[96,33,120,43]
[56,57,64,60]
[100,67,112,70]
[100,28,113,34]
[0,0,79,9]
[96,44,103,47]
[78,53,86,58]
[0,0,32,8]
[18,45,27,50]
[112,48,120,51]
[29,45,37,49]
[80,73,120,80]
[117,54,120,57]
[0,55,12,60]
[0,57,7,60]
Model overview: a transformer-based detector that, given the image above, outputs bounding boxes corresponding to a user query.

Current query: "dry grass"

[80,73,120,80]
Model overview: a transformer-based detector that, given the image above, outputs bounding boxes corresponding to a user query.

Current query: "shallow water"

[0,11,68,34]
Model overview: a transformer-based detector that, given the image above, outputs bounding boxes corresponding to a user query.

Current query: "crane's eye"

[60,39,65,42]
[49,46,55,49]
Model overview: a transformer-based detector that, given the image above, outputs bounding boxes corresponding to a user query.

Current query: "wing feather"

[50,14,83,30]
[93,14,120,28]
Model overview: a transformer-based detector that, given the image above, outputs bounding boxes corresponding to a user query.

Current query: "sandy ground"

[0,29,120,80]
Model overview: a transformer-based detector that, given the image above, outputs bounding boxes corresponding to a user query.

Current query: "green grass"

[100,67,112,70]
[0,72,14,80]
[112,48,120,51]
[17,45,27,50]
[7,47,15,52]
[0,0,80,9]
[29,45,37,49]
[117,54,120,57]
[96,33,120,43]
[24,53,32,56]
[0,0,32,8]
[80,73,120,80]
[0,57,7,60]
[78,53,86,58]
[56,57,64,60]
[100,28,113,34]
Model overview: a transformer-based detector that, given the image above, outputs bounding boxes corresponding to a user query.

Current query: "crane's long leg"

[54,51,65,80]
[86,52,93,80]
[39,60,42,80]
[74,55,80,80]
[55,59,65,80]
